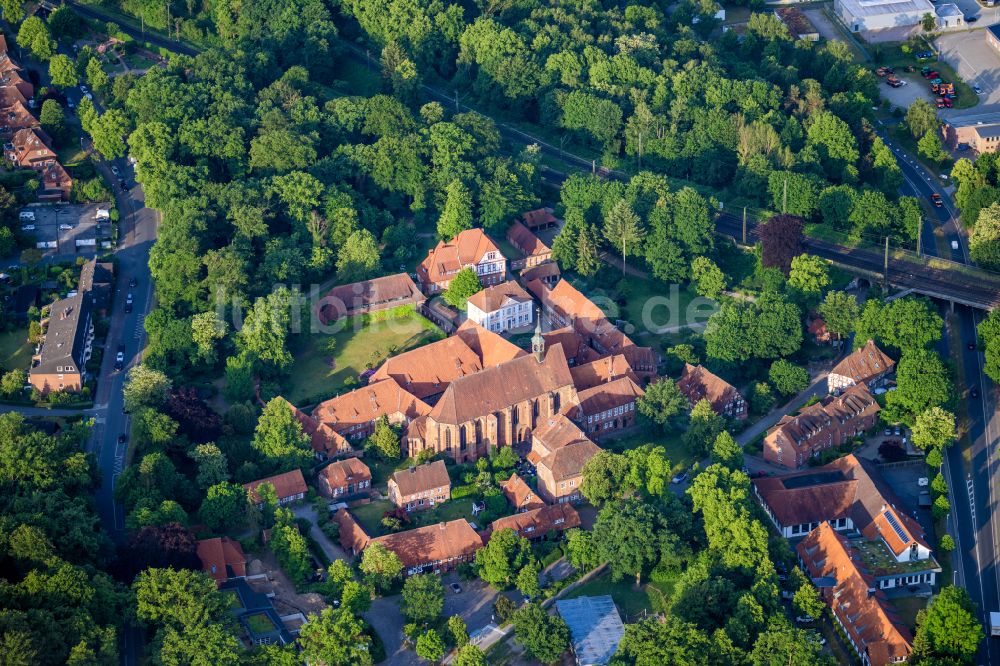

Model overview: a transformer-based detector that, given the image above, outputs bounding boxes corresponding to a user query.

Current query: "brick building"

[316,273,425,323]
[318,458,372,500]
[676,363,747,420]
[28,293,93,394]
[244,469,308,506]
[417,228,506,294]
[827,340,894,394]
[506,220,552,270]
[312,378,431,443]
[387,460,451,512]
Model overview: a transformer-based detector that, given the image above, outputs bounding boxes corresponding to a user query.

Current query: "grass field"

[285,312,443,405]
[0,329,32,373]
[350,493,487,537]
[603,430,692,475]
[565,569,675,621]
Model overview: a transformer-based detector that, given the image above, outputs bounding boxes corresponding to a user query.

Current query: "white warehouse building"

[835,0,934,32]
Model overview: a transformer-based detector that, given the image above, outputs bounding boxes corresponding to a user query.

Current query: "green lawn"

[350,493,496,537]
[0,329,32,373]
[565,569,675,621]
[285,312,443,406]
[603,430,692,476]
[244,612,277,635]
[351,499,395,535]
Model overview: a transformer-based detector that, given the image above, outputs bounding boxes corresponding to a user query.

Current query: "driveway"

[364,597,419,666]
[291,505,349,562]
[937,31,1000,106]
[442,572,503,633]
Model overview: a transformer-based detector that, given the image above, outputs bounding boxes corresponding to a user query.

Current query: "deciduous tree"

[298,607,373,666]
[636,379,687,430]
[912,586,983,664]
[401,574,445,623]
[758,214,803,274]
[511,603,569,665]
[603,199,644,276]
[911,407,956,451]
[251,397,313,473]
[768,360,810,396]
[474,527,534,588]
[360,542,403,591]
[442,267,482,309]
[817,291,859,338]
[49,54,78,89]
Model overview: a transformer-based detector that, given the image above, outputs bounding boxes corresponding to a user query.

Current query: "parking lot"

[19,202,113,259]
[937,30,1000,108]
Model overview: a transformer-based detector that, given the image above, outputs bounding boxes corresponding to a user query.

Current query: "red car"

[944,97,953,108]
[931,193,943,207]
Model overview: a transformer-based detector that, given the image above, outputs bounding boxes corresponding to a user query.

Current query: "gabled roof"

[502,472,546,511]
[528,278,607,325]
[243,469,307,503]
[429,344,574,425]
[575,375,644,416]
[454,319,528,367]
[754,454,930,556]
[390,460,450,497]
[370,336,483,400]
[677,364,743,411]
[417,228,504,285]
[489,503,580,537]
[797,523,913,665]
[533,413,591,453]
[507,220,551,256]
[317,273,424,323]
[466,280,532,313]
[312,378,432,430]
[766,383,879,455]
[542,327,601,365]
[520,261,561,283]
[522,208,558,229]
[320,457,371,489]
[197,536,246,585]
[334,509,371,554]
[0,85,25,108]
[539,440,602,482]
[555,595,625,666]
[274,396,350,458]
[570,354,639,391]
[32,292,89,375]
[372,519,483,569]
[831,340,894,384]
[7,128,54,167]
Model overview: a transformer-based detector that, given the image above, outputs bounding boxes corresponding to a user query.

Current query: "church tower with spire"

[531,311,545,362]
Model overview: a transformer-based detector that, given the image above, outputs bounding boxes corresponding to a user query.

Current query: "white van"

[18,210,34,222]
[951,241,959,251]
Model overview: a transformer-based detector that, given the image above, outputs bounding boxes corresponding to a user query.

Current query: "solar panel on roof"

[883,510,910,545]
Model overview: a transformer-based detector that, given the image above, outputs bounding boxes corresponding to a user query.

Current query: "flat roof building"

[835,0,934,34]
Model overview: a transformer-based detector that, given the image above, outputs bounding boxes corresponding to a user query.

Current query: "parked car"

[18,211,34,221]
[20,224,35,231]
[974,85,983,95]
[117,434,127,445]
[672,471,689,485]
[450,583,462,593]
[967,15,979,22]
[795,615,815,624]
[958,143,970,151]
[114,352,124,370]
[111,165,121,177]
[58,223,73,230]
[968,341,977,350]
[129,276,137,288]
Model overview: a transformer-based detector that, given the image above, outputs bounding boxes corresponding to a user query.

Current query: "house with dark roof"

[318,457,371,500]
[555,595,625,666]
[763,383,880,469]
[572,375,644,439]
[387,460,451,511]
[506,220,552,270]
[676,363,747,420]
[78,259,114,314]
[755,454,939,590]
[28,292,93,394]
[404,338,579,463]
[488,503,580,540]
[797,523,913,666]
[416,228,506,294]
[243,469,307,506]
[220,579,295,646]
[312,378,432,442]
[827,340,895,394]
[502,472,546,512]
[466,280,534,334]
[197,536,247,587]
[316,273,425,323]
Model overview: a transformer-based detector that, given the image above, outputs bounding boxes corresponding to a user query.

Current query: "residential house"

[77,259,114,314]
[521,207,558,230]
[416,228,507,294]
[506,220,552,270]
[797,523,913,666]
[404,334,579,463]
[536,438,601,504]
[466,280,534,334]
[526,279,658,379]
[0,71,32,101]
[5,128,56,169]
[0,100,40,137]
[197,537,247,587]
[488,503,581,540]
[454,319,528,367]
[827,340,895,394]
[243,469,308,506]
[555,596,625,666]
[676,363,747,420]
[502,472,546,512]
[274,396,350,460]
[38,160,72,201]
[763,383,881,469]
[333,509,371,556]
[318,458,372,500]
[755,454,939,590]
[0,85,26,109]
[529,414,593,462]
[369,336,484,403]
[520,261,560,287]
[373,519,483,575]
[570,354,639,391]
[808,316,833,344]
[28,293,93,394]
[316,273,425,324]
[572,375,644,439]
[311,378,432,442]
[387,460,451,511]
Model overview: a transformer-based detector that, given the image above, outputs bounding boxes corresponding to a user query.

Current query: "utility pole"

[883,236,889,291]
[917,219,922,257]
[454,90,460,113]
[742,207,747,245]
[592,160,596,174]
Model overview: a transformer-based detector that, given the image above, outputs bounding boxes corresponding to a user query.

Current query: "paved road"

[736,371,833,447]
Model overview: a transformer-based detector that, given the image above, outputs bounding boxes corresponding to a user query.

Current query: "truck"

[990,612,1000,637]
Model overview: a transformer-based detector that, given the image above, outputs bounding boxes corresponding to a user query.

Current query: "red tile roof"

[830,340,894,385]
[370,336,483,399]
[454,320,528,367]
[372,520,483,569]
[466,280,532,313]
[489,504,580,538]
[274,396,350,458]
[312,378,432,432]
[676,364,744,413]
[520,262,561,283]
[243,469,307,503]
[196,536,246,585]
[390,460,450,497]
[542,327,601,366]
[320,457,371,490]
[766,383,879,458]
[417,228,504,286]
[532,414,591,455]
[317,273,424,323]
[429,344,574,425]
[569,354,638,391]
[334,509,371,554]
[522,208,557,229]
[507,220,550,257]
[797,523,912,666]
[502,472,546,511]
[575,375,644,416]
[538,440,601,482]
[7,128,55,168]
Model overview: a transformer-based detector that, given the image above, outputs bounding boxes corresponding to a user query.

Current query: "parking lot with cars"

[937,31,1000,108]
[18,202,115,258]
